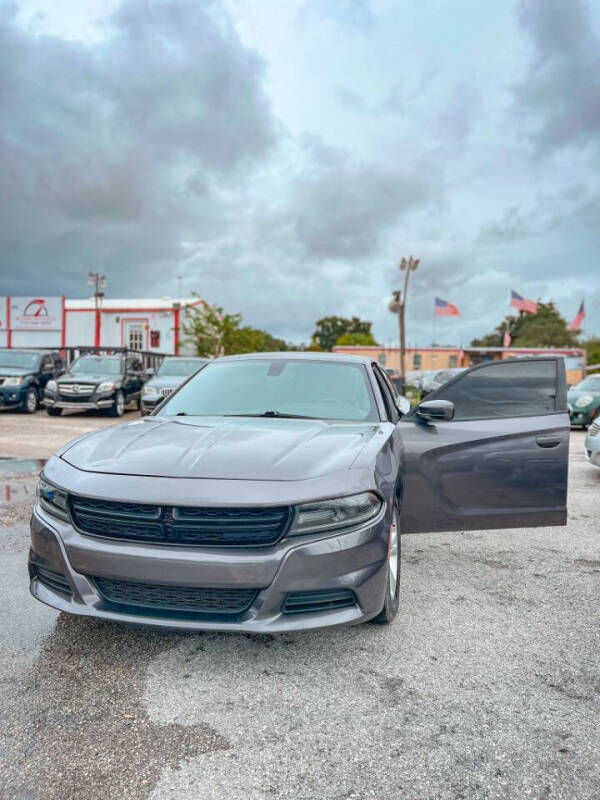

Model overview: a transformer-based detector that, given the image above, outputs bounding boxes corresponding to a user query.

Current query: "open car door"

[399,357,569,533]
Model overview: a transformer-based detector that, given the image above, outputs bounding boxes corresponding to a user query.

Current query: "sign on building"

[9,297,63,331]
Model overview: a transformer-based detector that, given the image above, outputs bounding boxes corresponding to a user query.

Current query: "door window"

[432,359,559,420]
[372,365,398,422]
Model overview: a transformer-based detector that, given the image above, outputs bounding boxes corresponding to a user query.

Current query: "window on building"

[377,353,387,366]
[413,353,422,369]
[449,354,458,368]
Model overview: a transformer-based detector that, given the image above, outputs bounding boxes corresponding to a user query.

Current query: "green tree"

[312,316,374,351]
[584,338,600,368]
[336,331,378,346]
[182,299,295,356]
[471,302,580,348]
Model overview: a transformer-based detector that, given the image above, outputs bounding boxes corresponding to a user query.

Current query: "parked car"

[420,367,465,399]
[584,419,600,467]
[0,349,65,413]
[43,353,145,417]
[141,356,208,415]
[567,374,600,428]
[30,354,568,633]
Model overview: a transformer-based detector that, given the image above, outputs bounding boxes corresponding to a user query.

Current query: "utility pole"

[388,256,420,392]
[88,271,106,348]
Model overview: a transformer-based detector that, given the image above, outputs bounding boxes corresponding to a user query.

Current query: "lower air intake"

[32,564,73,596]
[94,576,258,619]
[282,588,357,615]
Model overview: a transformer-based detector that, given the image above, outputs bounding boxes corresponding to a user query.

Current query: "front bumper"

[43,393,115,411]
[0,386,27,409]
[569,408,594,426]
[584,433,600,467]
[29,502,389,633]
[140,394,162,414]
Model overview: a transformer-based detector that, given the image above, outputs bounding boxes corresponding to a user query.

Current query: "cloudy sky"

[2,0,599,346]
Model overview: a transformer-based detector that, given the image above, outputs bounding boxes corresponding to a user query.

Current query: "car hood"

[60,416,383,480]
[59,373,119,384]
[0,368,34,377]
[145,376,186,390]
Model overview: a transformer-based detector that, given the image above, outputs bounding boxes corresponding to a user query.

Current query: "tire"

[22,388,38,414]
[371,504,401,625]
[108,390,125,417]
[46,407,63,417]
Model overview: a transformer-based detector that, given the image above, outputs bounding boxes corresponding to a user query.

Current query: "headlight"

[144,385,159,395]
[46,380,57,393]
[576,394,594,408]
[37,475,69,521]
[3,376,23,386]
[97,381,115,393]
[288,492,383,536]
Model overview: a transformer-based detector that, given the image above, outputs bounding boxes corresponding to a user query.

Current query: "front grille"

[159,387,174,397]
[32,564,73,596]
[282,588,357,615]
[58,395,96,404]
[69,496,291,547]
[94,576,258,618]
[59,383,96,396]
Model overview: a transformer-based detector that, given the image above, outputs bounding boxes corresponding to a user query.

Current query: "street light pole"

[390,256,419,392]
[88,271,106,348]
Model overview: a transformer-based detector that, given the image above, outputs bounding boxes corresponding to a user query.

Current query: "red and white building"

[0,295,205,354]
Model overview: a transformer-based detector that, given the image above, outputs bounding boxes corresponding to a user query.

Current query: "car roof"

[215,351,372,366]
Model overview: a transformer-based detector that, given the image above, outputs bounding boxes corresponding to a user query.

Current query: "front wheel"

[371,505,401,625]
[108,390,125,417]
[22,388,38,414]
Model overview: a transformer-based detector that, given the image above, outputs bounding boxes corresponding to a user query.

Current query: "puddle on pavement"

[0,458,46,505]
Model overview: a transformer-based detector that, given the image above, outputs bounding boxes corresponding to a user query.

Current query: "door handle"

[536,436,561,448]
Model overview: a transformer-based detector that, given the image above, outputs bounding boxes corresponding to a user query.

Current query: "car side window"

[372,365,398,423]
[432,359,559,420]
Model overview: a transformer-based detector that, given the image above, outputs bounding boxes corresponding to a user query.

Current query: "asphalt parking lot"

[0,412,599,799]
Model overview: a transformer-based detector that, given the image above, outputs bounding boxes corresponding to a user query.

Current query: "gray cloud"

[0,0,274,295]
[513,0,600,154]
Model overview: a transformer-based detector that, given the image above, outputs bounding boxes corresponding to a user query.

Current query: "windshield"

[573,376,600,392]
[161,358,378,421]
[0,351,40,370]
[158,359,206,377]
[69,356,123,376]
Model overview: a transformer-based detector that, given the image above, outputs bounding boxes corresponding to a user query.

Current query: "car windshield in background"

[574,376,600,391]
[69,356,122,376]
[161,358,379,421]
[0,351,40,369]
[158,359,205,377]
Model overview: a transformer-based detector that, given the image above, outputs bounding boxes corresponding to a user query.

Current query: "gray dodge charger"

[29,353,569,632]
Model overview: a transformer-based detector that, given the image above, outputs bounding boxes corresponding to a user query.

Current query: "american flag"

[568,300,585,331]
[510,290,537,314]
[434,297,460,317]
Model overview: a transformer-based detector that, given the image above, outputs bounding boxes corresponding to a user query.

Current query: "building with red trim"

[332,345,587,385]
[0,296,205,354]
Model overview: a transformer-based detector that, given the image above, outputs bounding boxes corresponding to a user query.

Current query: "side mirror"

[415,399,455,422]
[145,367,155,377]
[395,396,411,416]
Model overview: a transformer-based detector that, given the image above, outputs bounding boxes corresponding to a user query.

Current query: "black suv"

[44,353,145,417]
[0,349,65,413]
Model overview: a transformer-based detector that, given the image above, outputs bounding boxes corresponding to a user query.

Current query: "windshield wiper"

[225,411,320,419]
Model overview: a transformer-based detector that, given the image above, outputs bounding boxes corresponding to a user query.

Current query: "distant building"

[0,295,205,354]
[332,345,586,385]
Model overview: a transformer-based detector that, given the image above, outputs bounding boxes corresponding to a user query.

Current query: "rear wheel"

[46,407,62,416]
[23,388,38,414]
[108,390,125,417]
[371,504,401,625]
